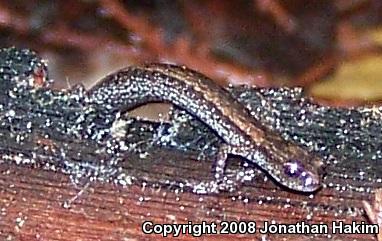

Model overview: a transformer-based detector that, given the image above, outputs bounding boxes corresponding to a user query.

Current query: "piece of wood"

[0,154,377,241]
[0,47,380,241]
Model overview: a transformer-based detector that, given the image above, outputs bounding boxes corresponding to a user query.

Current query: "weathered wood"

[0,47,381,240]
[0,153,377,241]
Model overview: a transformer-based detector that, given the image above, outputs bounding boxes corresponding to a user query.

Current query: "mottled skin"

[88,63,324,192]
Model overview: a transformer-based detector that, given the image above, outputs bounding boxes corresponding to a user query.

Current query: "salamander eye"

[283,160,304,178]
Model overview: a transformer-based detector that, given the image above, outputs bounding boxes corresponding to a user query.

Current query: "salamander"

[88,63,324,192]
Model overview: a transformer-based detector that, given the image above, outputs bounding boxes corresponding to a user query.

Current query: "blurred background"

[1,0,382,106]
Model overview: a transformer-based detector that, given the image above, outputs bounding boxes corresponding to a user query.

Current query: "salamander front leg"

[212,144,241,192]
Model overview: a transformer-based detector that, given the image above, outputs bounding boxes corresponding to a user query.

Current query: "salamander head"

[280,158,323,192]
[255,133,325,193]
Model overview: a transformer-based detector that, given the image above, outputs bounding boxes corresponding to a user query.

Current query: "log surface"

[0,47,381,241]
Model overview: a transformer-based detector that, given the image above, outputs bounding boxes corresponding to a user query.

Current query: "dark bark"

[0,47,380,241]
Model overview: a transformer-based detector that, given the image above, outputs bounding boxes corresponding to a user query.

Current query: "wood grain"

[0,144,378,241]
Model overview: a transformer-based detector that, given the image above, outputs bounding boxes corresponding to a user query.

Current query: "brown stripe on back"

[143,63,265,144]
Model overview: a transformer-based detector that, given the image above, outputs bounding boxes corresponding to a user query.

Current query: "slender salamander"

[88,63,324,192]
